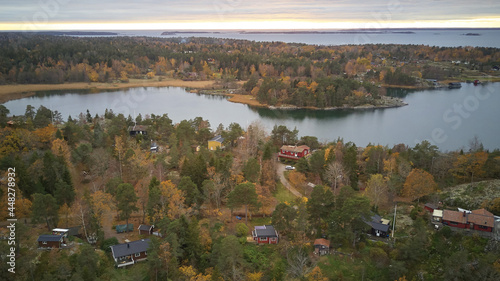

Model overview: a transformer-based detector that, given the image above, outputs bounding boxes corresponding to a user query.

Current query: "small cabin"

[38,235,64,249]
[252,225,279,244]
[138,224,154,236]
[128,125,148,136]
[365,215,390,237]
[110,239,150,268]
[208,135,224,151]
[314,238,330,256]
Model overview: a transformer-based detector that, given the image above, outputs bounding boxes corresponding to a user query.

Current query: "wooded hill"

[1,33,500,108]
[1,104,500,280]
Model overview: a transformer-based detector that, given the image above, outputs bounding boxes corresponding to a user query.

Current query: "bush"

[101,237,119,252]
[236,223,249,237]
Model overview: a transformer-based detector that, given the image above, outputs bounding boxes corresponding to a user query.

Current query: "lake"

[3,83,500,151]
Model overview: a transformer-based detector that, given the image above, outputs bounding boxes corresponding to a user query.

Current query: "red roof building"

[468,208,494,232]
[442,210,468,229]
[278,145,310,160]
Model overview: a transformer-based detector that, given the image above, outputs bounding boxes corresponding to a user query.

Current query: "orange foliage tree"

[402,169,437,202]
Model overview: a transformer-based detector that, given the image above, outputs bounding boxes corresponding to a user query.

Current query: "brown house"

[110,239,150,267]
[38,235,64,249]
[468,208,494,232]
[128,125,148,136]
[314,238,330,256]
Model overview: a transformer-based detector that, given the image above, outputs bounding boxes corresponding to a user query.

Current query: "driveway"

[276,163,302,197]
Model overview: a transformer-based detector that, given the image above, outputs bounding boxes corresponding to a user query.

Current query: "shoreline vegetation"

[0,78,409,111]
[1,34,499,110]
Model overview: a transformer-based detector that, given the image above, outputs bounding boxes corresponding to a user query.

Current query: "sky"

[1,0,500,30]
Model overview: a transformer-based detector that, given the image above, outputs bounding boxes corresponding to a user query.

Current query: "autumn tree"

[288,171,306,194]
[227,182,261,224]
[365,174,389,209]
[452,151,488,184]
[402,169,437,202]
[115,183,138,231]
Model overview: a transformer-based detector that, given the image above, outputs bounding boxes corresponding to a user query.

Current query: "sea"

[67,28,500,48]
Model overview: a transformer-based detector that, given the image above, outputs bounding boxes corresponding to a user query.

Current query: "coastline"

[0,78,215,104]
[227,93,408,110]
[0,79,409,111]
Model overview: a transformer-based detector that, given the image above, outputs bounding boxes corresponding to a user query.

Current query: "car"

[285,165,295,170]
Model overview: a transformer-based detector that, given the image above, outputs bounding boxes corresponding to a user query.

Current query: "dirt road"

[276,163,302,197]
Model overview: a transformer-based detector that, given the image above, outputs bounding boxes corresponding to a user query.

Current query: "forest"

[1,33,500,108]
[1,102,500,281]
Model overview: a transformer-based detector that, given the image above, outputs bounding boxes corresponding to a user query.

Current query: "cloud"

[1,0,499,27]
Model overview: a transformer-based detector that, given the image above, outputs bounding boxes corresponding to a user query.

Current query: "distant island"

[20,31,118,36]
[240,30,415,34]
[463,33,481,36]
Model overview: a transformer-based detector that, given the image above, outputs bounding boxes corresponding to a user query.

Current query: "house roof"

[209,135,224,143]
[280,145,310,153]
[468,208,494,227]
[433,210,443,218]
[443,210,468,224]
[371,222,390,232]
[110,239,151,259]
[253,225,278,238]
[128,125,148,132]
[138,224,153,231]
[38,235,63,242]
[314,238,330,247]
[425,203,438,210]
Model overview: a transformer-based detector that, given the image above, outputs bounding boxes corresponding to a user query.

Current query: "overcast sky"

[1,0,499,30]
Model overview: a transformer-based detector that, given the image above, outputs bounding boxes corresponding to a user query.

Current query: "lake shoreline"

[0,79,216,104]
[227,93,408,110]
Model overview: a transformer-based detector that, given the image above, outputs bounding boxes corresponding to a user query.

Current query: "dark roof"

[371,222,390,232]
[253,225,278,238]
[314,238,330,247]
[138,224,153,231]
[128,125,148,132]
[209,135,224,143]
[111,239,151,259]
[424,203,438,210]
[38,235,63,242]
[67,226,81,236]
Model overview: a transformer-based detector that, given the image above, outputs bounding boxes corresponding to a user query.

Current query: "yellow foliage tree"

[306,266,328,281]
[51,138,71,165]
[247,271,264,281]
[289,171,306,192]
[90,191,114,226]
[33,124,57,145]
[402,169,437,202]
[452,151,488,184]
[365,174,389,208]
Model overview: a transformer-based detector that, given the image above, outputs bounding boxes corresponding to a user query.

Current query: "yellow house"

[208,135,224,151]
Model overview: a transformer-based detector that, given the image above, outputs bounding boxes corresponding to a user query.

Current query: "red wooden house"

[468,208,494,232]
[442,210,469,229]
[252,225,279,244]
[278,145,310,160]
[38,235,64,249]
[110,239,150,268]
